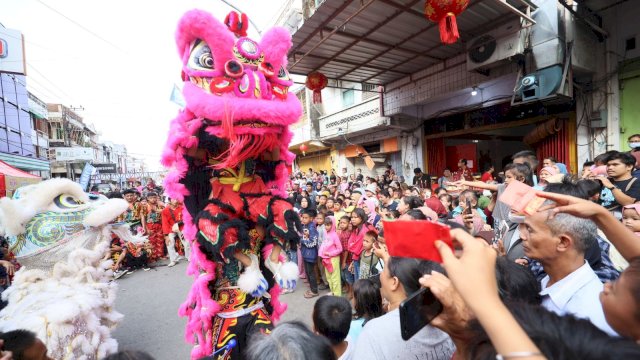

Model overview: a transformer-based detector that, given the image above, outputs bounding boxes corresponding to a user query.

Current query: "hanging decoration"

[299,143,308,156]
[424,0,469,45]
[305,71,328,104]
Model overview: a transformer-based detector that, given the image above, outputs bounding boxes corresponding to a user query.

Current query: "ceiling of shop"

[288,0,528,85]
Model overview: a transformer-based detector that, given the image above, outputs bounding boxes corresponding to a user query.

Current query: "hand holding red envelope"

[498,181,545,215]
[382,220,454,263]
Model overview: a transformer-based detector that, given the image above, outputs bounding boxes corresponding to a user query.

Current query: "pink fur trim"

[260,26,292,70]
[269,284,287,324]
[183,82,302,126]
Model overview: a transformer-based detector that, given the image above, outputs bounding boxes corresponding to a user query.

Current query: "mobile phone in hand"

[464,199,473,215]
[399,287,443,340]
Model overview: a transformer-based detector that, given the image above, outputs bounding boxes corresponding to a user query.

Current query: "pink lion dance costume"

[161,9,302,360]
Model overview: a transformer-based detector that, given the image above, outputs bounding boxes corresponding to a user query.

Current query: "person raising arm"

[435,229,545,360]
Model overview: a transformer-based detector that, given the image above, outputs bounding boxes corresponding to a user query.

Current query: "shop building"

[285,0,639,179]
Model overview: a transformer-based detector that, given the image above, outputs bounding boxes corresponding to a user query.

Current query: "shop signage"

[53,147,94,161]
[0,28,26,75]
[93,163,118,174]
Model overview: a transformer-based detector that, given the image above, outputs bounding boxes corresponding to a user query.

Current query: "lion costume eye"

[54,194,84,209]
[189,40,214,70]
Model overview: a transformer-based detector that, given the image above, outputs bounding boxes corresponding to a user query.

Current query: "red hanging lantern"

[299,143,308,156]
[305,71,328,104]
[424,0,469,45]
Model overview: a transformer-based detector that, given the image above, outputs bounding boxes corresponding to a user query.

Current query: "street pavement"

[112,260,329,359]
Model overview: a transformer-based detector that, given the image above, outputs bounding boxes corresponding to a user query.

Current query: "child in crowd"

[300,209,320,299]
[315,211,330,290]
[0,329,53,360]
[356,231,381,280]
[348,278,384,343]
[338,215,354,297]
[312,296,355,360]
[319,216,343,296]
[623,204,640,235]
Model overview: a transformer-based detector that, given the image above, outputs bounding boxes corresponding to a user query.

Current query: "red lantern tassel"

[439,12,460,44]
[313,89,322,104]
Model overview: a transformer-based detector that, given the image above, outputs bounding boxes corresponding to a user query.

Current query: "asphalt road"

[112,260,328,360]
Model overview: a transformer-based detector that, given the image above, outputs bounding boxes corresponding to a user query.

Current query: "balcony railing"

[318,96,388,139]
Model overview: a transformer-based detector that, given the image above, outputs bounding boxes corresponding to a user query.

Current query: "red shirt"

[161,205,183,235]
[481,171,494,182]
[453,168,473,181]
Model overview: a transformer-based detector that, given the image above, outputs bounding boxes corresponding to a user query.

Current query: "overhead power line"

[35,0,126,53]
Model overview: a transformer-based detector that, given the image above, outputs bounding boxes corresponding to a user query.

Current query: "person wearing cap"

[364,183,380,208]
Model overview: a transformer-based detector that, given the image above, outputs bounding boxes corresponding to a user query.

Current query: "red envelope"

[499,181,544,215]
[382,220,453,263]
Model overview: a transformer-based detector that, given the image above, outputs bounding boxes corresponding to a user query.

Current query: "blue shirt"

[300,223,318,262]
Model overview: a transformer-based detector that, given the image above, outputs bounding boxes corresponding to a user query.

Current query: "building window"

[342,89,354,107]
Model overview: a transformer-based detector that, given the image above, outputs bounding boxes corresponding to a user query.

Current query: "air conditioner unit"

[467,21,527,72]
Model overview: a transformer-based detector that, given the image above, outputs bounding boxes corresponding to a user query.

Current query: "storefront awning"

[289,140,331,155]
[288,0,530,86]
[0,159,41,198]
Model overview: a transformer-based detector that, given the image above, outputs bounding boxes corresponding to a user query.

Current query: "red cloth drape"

[426,138,446,176]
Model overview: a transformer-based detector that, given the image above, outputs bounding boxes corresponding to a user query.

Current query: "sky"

[2,0,289,171]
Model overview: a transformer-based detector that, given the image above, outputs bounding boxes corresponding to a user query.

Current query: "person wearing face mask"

[628,134,640,179]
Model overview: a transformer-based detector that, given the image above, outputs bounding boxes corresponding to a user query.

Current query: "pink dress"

[319,218,343,273]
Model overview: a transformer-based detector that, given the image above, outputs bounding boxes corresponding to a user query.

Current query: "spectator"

[512,150,539,185]
[0,329,53,360]
[481,164,495,182]
[362,199,381,228]
[161,198,188,267]
[598,151,640,219]
[319,216,343,296]
[467,302,640,360]
[246,321,336,360]
[353,257,455,360]
[300,209,320,299]
[623,204,640,235]
[437,168,454,188]
[439,193,454,215]
[453,159,473,182]
[538,166,559,188]
[348,278,384,343]
[378,189,397,214]
[396,196,423,215]
[357,231,382,280]
[347,208,374,280]
[312,296,355,360]
[412,167,432,189]
[519,197,618,335]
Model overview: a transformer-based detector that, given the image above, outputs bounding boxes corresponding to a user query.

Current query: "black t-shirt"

[382,200,398,212]
[413,173,431,188]
[599,177,640,211]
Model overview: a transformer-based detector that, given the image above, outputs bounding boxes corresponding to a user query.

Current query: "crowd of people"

[247,134,640,359]
[2,135,640,359]
[104,180,192,279]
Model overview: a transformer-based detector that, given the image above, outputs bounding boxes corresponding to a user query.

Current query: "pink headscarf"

[540,166,559,176]
[624,203,640,216]
[364,198,377,224]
